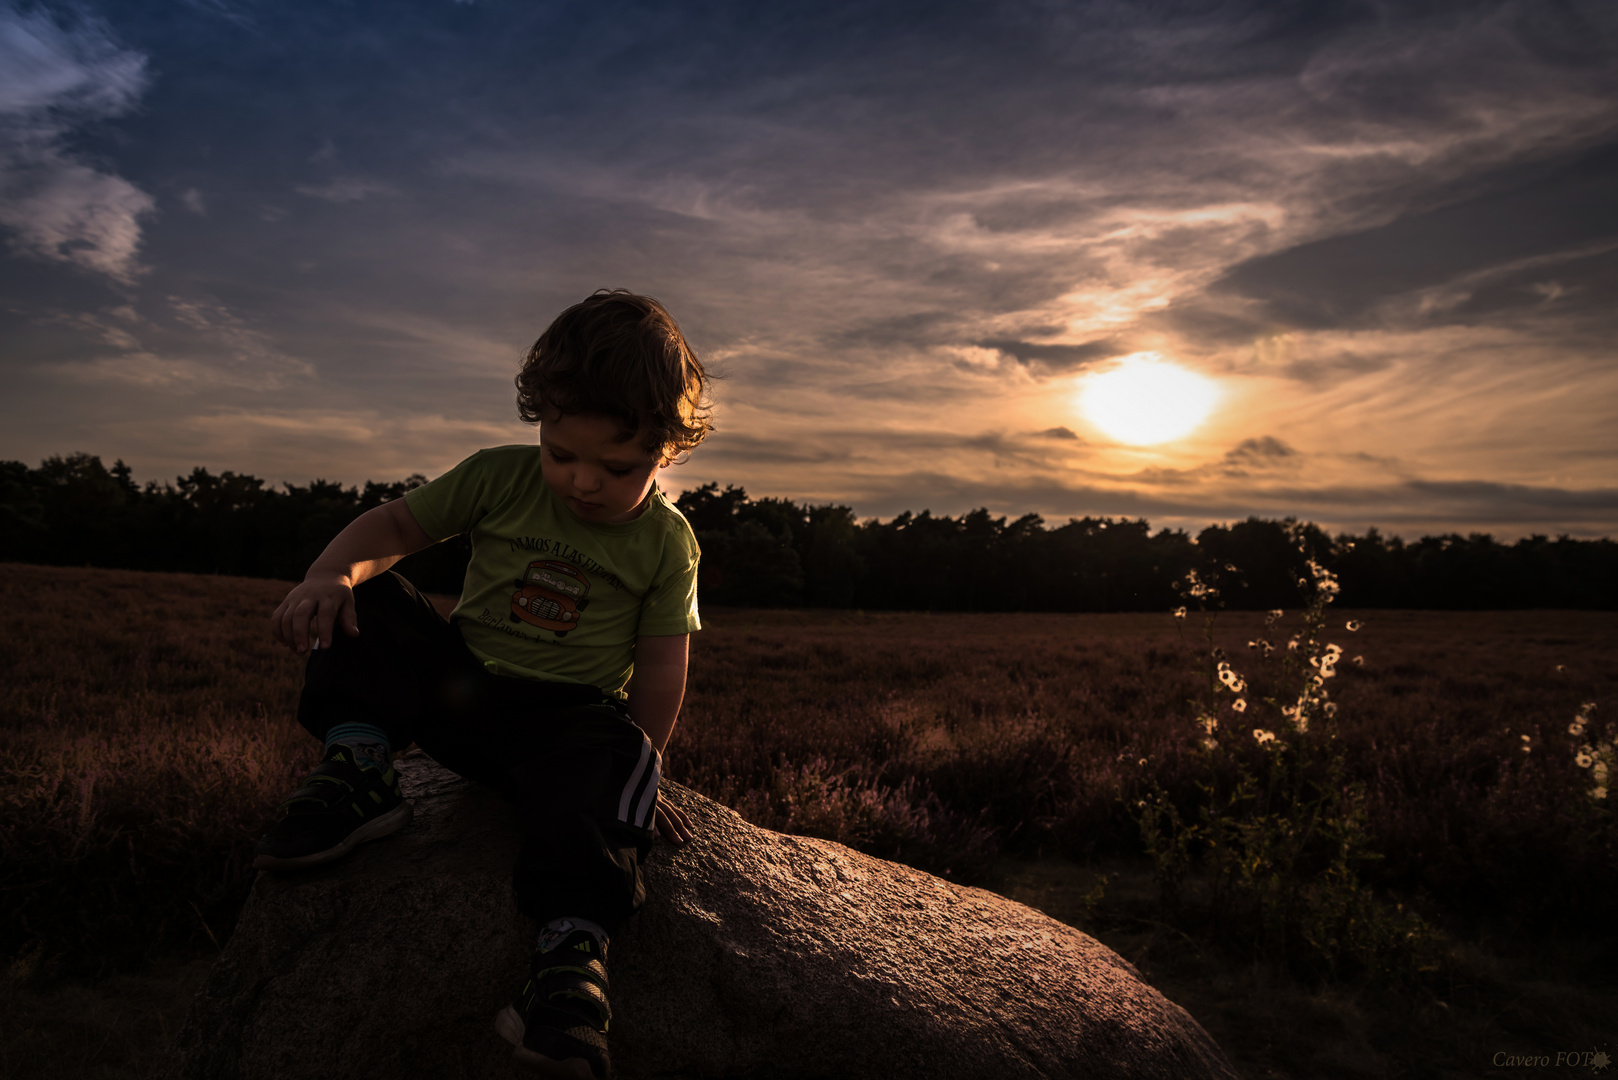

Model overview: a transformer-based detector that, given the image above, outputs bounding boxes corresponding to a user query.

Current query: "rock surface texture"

[162,750,1238,1080]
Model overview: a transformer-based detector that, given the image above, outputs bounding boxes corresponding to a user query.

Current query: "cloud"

[178,0,255,29]
[1225,436,1297,463]
[3,0,1614,542]
[976,338,1119,371]
[810,468,1618,539]
[106,408,526,486]
[0,4,153,283]
[50,295,315,391]
[294,177,397,203]
[1212,141,1618,331]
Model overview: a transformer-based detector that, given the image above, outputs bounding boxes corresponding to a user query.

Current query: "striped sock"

[324,722,392,771]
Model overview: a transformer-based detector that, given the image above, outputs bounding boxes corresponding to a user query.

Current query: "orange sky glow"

[1,1,1615,539]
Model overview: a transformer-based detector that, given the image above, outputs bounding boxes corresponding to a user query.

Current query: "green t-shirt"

[403,444,701,699]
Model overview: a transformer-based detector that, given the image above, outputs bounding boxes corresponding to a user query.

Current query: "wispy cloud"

[293,177,397,203]
[2,0,1614,539]
[50,296,315,391]
[0,3,153,282]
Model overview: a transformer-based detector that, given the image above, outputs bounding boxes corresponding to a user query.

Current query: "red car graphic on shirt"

[510,560,591,636]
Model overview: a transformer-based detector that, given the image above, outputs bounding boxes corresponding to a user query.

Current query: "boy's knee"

[507,714,658,837]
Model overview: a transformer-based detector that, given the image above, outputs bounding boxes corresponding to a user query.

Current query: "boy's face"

[539,410,665,524]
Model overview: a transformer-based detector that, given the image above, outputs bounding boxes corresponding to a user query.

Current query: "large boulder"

[161,750,1238,1080]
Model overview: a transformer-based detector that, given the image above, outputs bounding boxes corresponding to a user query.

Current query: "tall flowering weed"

[1140,536,1434,984]
[1568,701,1611,802]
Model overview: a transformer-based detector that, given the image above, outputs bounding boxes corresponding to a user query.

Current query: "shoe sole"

[495,1005,597,1079]
[252,800,414,871]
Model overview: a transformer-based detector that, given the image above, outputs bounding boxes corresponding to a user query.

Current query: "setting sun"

[1079,355,1219,445]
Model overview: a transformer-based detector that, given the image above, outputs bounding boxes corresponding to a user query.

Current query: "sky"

[2,0,1616,539]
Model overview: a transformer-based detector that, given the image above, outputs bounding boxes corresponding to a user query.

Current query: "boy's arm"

[627,633,695,846]
[270,498,436,654]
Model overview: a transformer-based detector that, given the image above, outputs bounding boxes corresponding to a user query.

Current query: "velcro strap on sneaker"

[531,943,611,1030]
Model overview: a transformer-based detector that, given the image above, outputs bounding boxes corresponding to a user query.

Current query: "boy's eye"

[606,466,633,478]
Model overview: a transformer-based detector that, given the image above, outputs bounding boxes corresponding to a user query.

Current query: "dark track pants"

[296,571,660,934]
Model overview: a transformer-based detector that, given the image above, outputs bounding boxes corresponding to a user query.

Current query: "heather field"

[2,562,1615,1079]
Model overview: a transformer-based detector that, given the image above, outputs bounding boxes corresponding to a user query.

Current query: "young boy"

[256,289,709,1080]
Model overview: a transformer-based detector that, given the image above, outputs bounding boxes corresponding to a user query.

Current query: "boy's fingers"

[657,803,694,845]
[316,604,340,652]
[278,603,299,651]
[294,598,318,653]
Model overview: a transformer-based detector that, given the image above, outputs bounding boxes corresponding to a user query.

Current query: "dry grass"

[987,856,1617,1080]
[0,955,214,1080]
[676,607,1618,932]
[0,564,315,976]
[2,563,1614,1079]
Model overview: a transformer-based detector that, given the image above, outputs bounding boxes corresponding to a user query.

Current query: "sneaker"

[495,926,613,1079]
[253,744,413,871]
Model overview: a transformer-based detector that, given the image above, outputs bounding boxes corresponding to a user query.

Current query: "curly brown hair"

[516,289,713,459]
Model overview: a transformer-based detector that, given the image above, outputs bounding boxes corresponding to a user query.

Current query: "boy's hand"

[655,801,694,846]
[271,573,359,654]
[268,500,435,654]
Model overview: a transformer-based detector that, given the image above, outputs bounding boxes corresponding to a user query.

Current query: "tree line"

[3,454,1614,610]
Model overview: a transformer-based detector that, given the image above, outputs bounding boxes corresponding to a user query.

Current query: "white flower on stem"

[1266,609,1283,624]
[1172,606,1187,620]
[1232,699,1247,713]
[1593,785,1607,800]
[1201,737,1218,751]
[1346,620,1361,631]
[1253,729,1276,745]
[1353,656,1364,666]
[1520,734,1532,754]
[1576,752,1594,768]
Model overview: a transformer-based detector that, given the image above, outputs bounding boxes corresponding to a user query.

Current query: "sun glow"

[1079,355,1219,445]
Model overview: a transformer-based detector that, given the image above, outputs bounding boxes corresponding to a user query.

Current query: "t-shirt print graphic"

[510,559,592,637]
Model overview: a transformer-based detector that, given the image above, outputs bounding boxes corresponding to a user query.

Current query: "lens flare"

[1079,355,1219,445]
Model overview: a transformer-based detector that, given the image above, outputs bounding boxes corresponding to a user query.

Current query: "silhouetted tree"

[2,456,1613,610]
